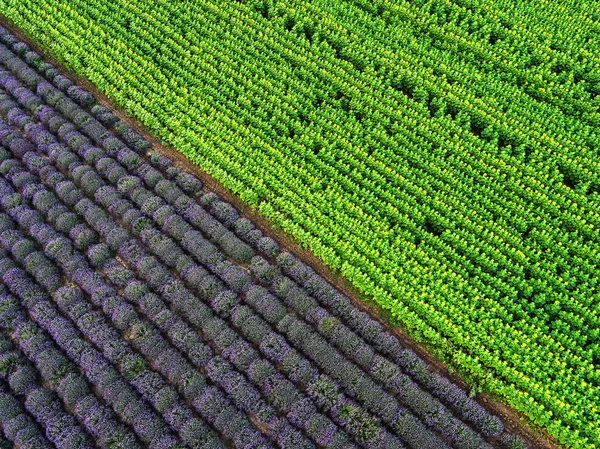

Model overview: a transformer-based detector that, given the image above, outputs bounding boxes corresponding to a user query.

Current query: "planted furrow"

[0,152,302,448]
[0,93,348,449]
[0,258,144,449]
[0,378,55,449]
[0,246,187,449]
[0,81,406,448]
[0,24,539,448]
[265,253,504,437]
[0,210,231,449]
[0,163,269,448]
[0,333,96,449]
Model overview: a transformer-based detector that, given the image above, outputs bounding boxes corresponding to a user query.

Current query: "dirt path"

[0,15,563,449]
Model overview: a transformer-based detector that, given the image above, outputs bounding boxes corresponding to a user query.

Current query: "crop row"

[0,28,526,449]
[0,105,404,448]
[0,33,504,443]
[0,86,482,446]
[0,3,595,446]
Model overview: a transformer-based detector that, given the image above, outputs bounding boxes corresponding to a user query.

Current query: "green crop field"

[1,0,599,447]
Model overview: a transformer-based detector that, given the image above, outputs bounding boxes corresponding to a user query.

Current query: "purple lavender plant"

[257,236,279,258]
[249,255,279,285]
[259,332,291,363]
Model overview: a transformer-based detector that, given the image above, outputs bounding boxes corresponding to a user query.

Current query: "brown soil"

[1,16,563,449]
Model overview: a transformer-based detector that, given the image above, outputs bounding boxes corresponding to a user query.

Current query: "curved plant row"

[0,26,530,449]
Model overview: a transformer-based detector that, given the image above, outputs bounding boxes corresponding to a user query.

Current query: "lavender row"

[0,106,337,449]
[98,255,344,449]
[0,136,265,449]
[0,138,315,449]
[0,379,54,449]
[247,256,501,444]
[0,333,96,449]
[2,80,438,448]
[0,59,257,269]
[2,174,195,448]
[0,40,270,269]
[197,190,503,439]
[276,252,505,435]
[0,155,301,449]
[0,207,233,449]
[0,266,144,449]
[0,241,188,449]
[0,122,348,449]
[0,168,269,449]
[0,93,396,446]
[0,29,206,198]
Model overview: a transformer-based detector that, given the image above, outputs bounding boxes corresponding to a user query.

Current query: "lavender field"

[0,25,528,449]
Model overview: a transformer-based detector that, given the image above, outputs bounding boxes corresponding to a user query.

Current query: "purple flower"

[211,290,239,318]
[227,375,263,414]
[136,163,163,188]
[306,413,338,446]
[280,350,318,386]
[245,286,286,324]
[67,85,95,107]
[78,397,116,438]
[121,279,147,303]
[233,217,255,239]
[154,178,183,205]
[259,332,290,363]
[306,306,329,326]
[199,191,219,208]
[286,259,314,285]
[287,397,317,428]
[149,152,172,170]
[275,251,296,271]
[8,364,37,396]
[221,338,258,371]
[283,286,316,315]
[192,385,227,419]
[181,229,223,267]
[54,373,89,410]
[210,200,239,228]
[247,359,276,387]
[0,390,23,424]
[161,214,190,241]
[91,104,118,127]
[106,293,134,323]
[3,413,30,440]
[217,230,255,264]
[257,236,279,257]
[276,423,316,449]
[174,171,202,195]
[249,255,279,285]
[54,74,74,91]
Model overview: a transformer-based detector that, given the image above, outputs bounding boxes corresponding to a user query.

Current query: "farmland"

[0,0,599,448]
[0,23,519,449]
